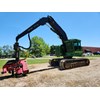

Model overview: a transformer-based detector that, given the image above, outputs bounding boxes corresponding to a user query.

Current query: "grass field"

[27,58,49,64]
[0,56,99,68]
[0,58,50,68]
[0,57,100,87]
[0,60,7,68]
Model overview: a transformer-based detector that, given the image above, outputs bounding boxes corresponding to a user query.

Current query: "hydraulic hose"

[19,33,31,50]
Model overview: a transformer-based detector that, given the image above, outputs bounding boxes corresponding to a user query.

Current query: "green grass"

[0,58,50,68]
[0,55,100,68]
[0,59,7,68]
[57,55,100,59]
[82,56,100,60]
[74,55,100,60]
[27,58,49,64]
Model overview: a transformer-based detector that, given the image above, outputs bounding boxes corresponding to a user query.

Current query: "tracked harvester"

[1,15,90,76]
[49,38,90,70]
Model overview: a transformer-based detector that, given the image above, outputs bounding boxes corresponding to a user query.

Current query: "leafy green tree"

[29,36,50,57]
[0,47,2,56]
[2,45,13,57]
[20,50,30,58]
[50,45,62,57]
[50,45,56,55]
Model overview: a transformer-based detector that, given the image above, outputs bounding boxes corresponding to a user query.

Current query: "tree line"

[0,45,14,58]
[0,36,56,58]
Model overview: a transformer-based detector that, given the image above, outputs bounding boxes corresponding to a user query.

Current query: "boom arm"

[14,15,68,61]
[16,16,68,42]
[1,16,90,76]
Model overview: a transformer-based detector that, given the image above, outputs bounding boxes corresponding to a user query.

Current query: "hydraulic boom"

[1,15,90,77]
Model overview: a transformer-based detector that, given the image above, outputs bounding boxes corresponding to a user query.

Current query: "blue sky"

[0,12,100,48]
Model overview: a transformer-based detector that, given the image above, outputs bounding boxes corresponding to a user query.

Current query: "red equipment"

[2,59,29,76]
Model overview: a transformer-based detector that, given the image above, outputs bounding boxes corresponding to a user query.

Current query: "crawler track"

[49,58,90,70]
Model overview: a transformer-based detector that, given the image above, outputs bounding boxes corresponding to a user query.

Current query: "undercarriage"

[49,58,90,70]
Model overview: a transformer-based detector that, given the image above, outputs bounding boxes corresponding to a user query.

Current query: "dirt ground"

[0,57,100,87]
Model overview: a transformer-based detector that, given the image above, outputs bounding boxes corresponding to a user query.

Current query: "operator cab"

[73,39,81,50]
[63,39,83,57]
[55,39,83,58]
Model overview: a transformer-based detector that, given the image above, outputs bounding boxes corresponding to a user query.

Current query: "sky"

[0,12,100,48]
[0,0,100,99]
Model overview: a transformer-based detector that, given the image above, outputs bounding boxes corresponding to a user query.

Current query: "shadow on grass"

[29,67,56,74]
[0,67,56,80]
[0,75,13,80]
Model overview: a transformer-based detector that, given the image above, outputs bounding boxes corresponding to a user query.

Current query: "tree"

[2,45,13,58]
[20,50,30,58]
[0,47,2,57]
[29,36,50,57]
[50,45,61,57]
[50,45,56,55]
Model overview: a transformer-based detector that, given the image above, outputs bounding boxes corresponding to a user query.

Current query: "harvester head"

[1,59,29,77]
